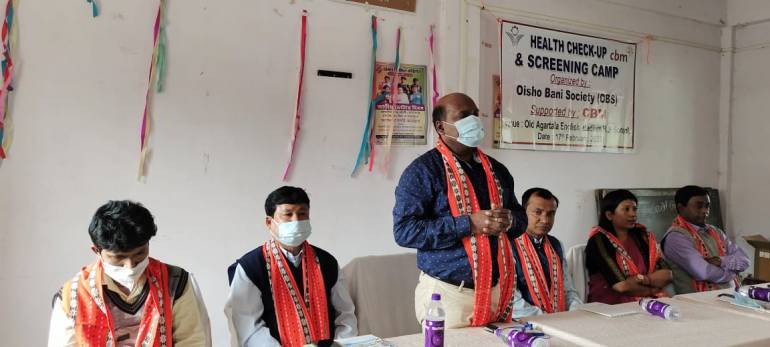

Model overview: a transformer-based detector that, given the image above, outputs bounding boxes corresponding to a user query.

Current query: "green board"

[594,188,724,241]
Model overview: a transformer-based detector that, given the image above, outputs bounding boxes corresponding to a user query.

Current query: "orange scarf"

[263,240,330,347]
[589,225,659,277]
[514,234,565,313]
[437,140,516,326]
[61,258,173,347]
[589,225,663,299]
[671,216,738,291]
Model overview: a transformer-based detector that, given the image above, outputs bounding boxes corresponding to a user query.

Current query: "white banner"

[498,21,636,152]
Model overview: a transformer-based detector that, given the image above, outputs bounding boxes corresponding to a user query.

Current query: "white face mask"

[102,256,149,291]
[442,115,485,148]
[272,219,312,247]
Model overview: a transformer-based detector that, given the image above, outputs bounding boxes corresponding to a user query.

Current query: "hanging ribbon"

[137,0,166,180]
[155,5,167,92]
[378,26,401,175]
[351,16,379,176]
[86,0,98,17]
[0,0,17,160]
[390,28,402,106]
[281,10,308,181]
[428,24,439,110]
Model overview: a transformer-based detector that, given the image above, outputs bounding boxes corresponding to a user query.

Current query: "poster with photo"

[373,62,428,146]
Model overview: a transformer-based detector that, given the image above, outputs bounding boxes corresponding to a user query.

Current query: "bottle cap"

[431,293,441,301]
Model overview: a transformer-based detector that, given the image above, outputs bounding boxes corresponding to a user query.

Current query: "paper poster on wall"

[499,21,636,152]
[373,62,428,146]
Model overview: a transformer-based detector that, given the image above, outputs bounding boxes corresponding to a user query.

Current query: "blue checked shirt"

[393,148,527,288]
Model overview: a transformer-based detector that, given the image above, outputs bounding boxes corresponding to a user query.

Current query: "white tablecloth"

[525,297,770,347]
[673,283,770,322]
[385,323,577,347]
[386,286,770,346]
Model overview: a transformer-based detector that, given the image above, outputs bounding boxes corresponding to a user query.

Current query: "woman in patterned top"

[585,189,672,304]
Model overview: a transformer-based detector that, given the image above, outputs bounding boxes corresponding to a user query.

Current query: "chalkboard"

[594,188,724,241]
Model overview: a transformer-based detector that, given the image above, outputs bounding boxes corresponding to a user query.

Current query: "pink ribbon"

[137,1,163,179]
[282,10,308,181]
[429,25,439,109]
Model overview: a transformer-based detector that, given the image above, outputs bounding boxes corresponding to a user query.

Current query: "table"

[386,286,770,346]
[386,323,578,346]
[525,297,770,346]
[674,283,770,321]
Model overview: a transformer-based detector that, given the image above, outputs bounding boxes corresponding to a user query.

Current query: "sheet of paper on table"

[577,302,641,317]
[335,334,394,347]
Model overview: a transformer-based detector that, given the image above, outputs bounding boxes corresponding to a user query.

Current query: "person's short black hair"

[265,186,310,216]
[432,105,446,127]
[675,185,709,207]
[598,189,638,231]
[89,200,157,252]
[522,187,559,208]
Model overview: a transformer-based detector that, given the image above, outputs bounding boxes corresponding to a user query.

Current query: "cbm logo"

[506,25,524,47]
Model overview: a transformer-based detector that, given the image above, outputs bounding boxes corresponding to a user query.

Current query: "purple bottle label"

[506,330,540,347]
[748,287,770,302]
[424,320,444,347]
[643,299,669,319]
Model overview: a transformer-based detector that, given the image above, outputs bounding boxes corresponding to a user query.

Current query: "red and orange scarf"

[437,140,516,326]
[61,258,173,347]
[589,225,659,278]
[589,225,663,298]
[671,216,738,291]
[263,240,329,347]
[513,234,565,313]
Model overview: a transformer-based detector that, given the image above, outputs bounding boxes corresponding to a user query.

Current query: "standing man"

[48,200,211,347]
[393,93,529,328]
[662,185,750,294]
[225,186,357,347]
[512,188,582,315]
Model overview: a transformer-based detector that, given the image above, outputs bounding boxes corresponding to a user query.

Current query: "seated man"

[662,185,750,293]
[225,186,357,347]
[512,188,582,314]
[48,200,211,347]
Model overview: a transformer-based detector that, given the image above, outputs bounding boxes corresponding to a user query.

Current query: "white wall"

[726,0,770,25]
[725,0,770,264]
[0,0,729,346]
[0,1,437,345]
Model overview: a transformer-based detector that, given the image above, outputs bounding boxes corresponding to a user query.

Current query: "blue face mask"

[272,219,312,247]
[443,115,485,148]
[734,291,763,309]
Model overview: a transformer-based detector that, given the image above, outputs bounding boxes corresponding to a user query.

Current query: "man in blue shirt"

[393,93,530,328]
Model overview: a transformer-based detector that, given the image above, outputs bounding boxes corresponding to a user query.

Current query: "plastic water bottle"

[639,298,681,320]
[424,293,445,347]
[495,326,550,347]
[748,287,770,302]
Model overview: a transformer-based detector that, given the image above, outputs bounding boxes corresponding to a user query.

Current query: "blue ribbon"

[351,16,379,176]
[86,0,99,17]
